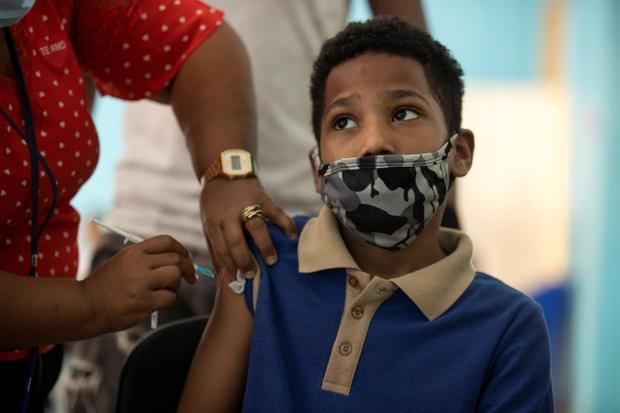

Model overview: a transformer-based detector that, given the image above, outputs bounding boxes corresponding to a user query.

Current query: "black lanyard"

[1,27,58,277]
[1,27,58,413]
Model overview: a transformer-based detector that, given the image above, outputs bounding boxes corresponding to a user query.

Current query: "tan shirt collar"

[299,207,476,320]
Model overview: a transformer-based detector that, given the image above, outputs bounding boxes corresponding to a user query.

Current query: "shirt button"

[351,305,364,319]
[339,342,352,356]
[347,276,359,288]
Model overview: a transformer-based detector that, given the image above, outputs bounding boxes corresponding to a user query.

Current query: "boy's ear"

[449,129,475,178]
[308,148,321,193]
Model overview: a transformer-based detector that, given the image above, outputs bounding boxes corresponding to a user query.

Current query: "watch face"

[221,149,254,178]
[231,155,242,171]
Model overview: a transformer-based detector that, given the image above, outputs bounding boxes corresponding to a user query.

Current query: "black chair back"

[116,315,208,413]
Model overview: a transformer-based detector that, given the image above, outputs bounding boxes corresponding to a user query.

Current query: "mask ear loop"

[449,131,460,143]
[441,132,460,160]
[445,131,461,187]
[309,146,329,175]
[308,146,320,169]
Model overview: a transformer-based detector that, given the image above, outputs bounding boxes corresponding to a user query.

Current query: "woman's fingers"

[222,223,257,278]
[263,199,296,239]
[145,250,196,285]
[206,238,237,285]
[208,225,238,278]
[244,216,277,266]
[147,251,184,269]
[199,177,294,278]
[149,265,183,291]
[219,268,237,284]
[150,290,177,311]
[148,254,195,289]
[141,234,190,257]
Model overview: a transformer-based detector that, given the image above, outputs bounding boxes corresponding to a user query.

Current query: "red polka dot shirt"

[0,0,223,361]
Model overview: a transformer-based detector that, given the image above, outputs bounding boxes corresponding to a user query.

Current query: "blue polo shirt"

[242,208,553,412]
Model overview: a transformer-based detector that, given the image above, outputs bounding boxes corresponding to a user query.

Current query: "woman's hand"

[200,178,296,279]
[82,235,197,333]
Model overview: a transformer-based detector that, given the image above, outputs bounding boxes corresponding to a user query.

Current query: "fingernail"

[266,256,277,266]
[243,270,255,279]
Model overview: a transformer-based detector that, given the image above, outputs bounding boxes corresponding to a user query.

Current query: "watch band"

[203,156,223,183]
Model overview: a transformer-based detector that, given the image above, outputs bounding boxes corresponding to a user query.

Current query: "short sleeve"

[477,301,554,412]
[70,0,224,99]
[242,217,308,316]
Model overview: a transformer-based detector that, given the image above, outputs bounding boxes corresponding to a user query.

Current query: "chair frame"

[116,314,209,413]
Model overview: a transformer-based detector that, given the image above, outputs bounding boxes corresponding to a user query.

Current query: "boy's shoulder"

[267,215,312,244]
[244,214,340,312]
[259,215,310,262]
[247,215,310,260]
[468,272,545,323]
[258,212,347,273]
[472,272,536,301]
[247,214,313,276]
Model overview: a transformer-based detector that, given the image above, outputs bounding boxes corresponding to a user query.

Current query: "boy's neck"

[339,215,446,279]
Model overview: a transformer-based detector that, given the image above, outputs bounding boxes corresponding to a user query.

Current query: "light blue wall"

[424,0,544,81]
[71,96,125,218]
[351,0,545,81]
[567,0,620,410]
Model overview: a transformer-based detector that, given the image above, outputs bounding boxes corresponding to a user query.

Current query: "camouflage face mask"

[316,135,457,250]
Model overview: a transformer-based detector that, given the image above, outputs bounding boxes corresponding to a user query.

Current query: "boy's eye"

[334,116,358,130]
[392,108,418,122]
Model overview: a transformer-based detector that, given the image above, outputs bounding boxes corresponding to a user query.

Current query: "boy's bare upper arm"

[177,275,254,413]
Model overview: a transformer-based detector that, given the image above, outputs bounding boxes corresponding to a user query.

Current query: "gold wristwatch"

[201,149,257,185]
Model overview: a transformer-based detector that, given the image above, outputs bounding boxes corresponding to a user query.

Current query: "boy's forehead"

[324,53,433,102]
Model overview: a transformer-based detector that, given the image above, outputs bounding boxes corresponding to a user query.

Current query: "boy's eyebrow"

[384,89,429,104]
[325,94,360,112]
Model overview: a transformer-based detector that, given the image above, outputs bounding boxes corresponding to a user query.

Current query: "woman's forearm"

[0,272,101,350]
[170,21,256,180]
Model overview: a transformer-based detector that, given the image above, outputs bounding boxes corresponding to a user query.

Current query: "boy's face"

[319,53,448,163]
[312,52,473,190]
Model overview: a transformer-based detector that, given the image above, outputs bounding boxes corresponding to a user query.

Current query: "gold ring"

[241,204,267,223]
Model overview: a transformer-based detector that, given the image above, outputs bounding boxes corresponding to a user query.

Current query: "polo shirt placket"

[322,272,398,395]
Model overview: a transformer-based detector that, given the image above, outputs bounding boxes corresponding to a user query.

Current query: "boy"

[178,17,553,412]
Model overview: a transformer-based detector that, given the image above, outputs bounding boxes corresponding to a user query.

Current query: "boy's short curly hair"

[310,16,464,141]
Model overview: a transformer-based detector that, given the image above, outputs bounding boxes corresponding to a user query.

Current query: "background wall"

[566,0,620,411]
